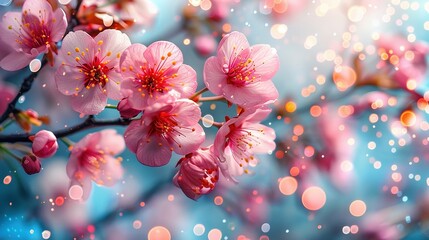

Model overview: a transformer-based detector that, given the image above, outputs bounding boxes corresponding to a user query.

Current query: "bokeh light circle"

[279,176,298,195]
[208,228,222,240]
[148,226,171,240]
[68,185,83,200]
[349,200,367,217]
[301,186,326,211]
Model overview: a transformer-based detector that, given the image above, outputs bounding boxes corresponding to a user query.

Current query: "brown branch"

[0,116,131,143]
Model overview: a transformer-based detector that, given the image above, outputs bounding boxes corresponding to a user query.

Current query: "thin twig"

[0,116,131,143]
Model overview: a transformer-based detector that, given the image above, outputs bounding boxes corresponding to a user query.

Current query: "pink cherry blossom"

[22,155,42,175]
[31,130,58,158]
[124,98,205,167]
[120,42,197,110]
[0,80,17,116]
[376,35,429,96]
[173,146,219,200]
[203,31,279,107]
[66,129,125,199]
[213,107,276,181]
[55,29,131,115]
[0,0,67,71]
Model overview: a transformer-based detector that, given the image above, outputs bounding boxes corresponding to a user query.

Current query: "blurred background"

[1,0,429,239]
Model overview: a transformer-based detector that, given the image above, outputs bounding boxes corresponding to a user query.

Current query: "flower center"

[224,58,256,86]
[151,112,177,136]
[8,10,52,50]
[136,70,169,96]
[78,56,110,89]
[79,149,105,177]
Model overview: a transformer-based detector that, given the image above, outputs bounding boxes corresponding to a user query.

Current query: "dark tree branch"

[0,116,131,143]
[0,59,48,124]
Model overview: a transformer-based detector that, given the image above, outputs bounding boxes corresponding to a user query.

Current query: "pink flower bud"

[173,147,219,200]
[31,130,58,158]
[22,155,41,175]
[194,35,216,56]
[117,98,140,118]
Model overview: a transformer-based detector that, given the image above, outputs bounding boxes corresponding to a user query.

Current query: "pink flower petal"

[172,64,197,98]
[97,129,125,155]
[59,31,96,65]
[249,44,279,80]
[170,123,205,155]
[136,135,172,167]
[218,145,243,181]
[94,29,131,67]
[203,56,225,95]
[143,41,183,73]
[120,79,147,110]
[23,0,53,23]
[70,88,108,115]
[50,8,67,42]
[0,51,33,71]
[170,99,202,125]
[105,70,123,100]
[120,43,148,79]
[55,64,85,95]
[222,79,278,106]
[217,31,250,64]
[0,12,24,51]
[94,155,123,186]
[124,120,148,153]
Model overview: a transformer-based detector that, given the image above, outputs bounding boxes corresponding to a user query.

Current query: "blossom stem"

[189,87,208,100]
[0,144,22,163]
[59,137,74,149]
[105,104,118,109]
[201,117,223,128]
[198,96,226,102]
[0,117,131,143]
[0,119,13,132]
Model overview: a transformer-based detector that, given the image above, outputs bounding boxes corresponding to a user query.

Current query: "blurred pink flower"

[55,30,131,115]
[0,81,16,116]
[38,161,88,229]
[67,129,125,199]
[376,35,429,96]
[213,107,276,181]
[82,0,158,26]
[173,146,219,200]
[194,34,217,56]
[208,0,236,21]
[0,0,67,70]
[316,105,356,189]
[30,130,58,158]
[124,98,205,167]
[22,155,42,175]
[120,42,197,110]
[203,31,279,107]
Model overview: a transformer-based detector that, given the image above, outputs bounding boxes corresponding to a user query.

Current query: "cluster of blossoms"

[0,0,279,200]
[54,29,278,199]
